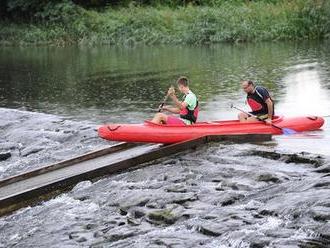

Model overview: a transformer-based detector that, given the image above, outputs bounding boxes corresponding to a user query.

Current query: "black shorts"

[249,112,268,120]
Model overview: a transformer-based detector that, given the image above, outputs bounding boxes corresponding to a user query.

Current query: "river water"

[0,41,329,247]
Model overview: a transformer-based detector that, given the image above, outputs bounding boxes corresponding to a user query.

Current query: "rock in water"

[147,209,179,225]
[0,152,11,161]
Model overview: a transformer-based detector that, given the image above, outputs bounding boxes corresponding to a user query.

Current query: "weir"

[0,134,271,216]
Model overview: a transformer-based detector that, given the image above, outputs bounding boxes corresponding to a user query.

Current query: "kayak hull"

[98,116,325,144]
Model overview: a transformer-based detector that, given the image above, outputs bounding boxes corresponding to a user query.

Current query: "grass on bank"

[1,0,330,46]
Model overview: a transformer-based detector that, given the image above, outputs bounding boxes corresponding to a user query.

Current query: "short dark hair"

[177,76,189,87]
[247,80,254,85]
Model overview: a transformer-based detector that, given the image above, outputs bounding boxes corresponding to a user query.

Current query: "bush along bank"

[0,0,330,46]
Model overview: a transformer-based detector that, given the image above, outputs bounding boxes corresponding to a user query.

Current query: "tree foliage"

[1,0,285,21]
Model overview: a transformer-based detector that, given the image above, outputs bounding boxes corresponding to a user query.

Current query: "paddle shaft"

[232,105,283,131]
[158,94,169,112]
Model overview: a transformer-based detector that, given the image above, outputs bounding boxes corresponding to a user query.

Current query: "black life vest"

[247,86,274,115]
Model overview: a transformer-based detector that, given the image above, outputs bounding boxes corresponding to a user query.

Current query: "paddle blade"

[282,128,297,135]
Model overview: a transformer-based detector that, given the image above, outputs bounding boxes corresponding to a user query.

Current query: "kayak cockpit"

[144,116,284,127]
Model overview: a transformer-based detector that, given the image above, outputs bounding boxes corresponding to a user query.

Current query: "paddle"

[158,94,169,112]
[158,86,173,112]
[230,104,297,135]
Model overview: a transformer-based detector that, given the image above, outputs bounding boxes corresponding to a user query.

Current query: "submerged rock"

[169,192,198,204]
[104,226,150,242]
[197,222,226,237]
[147,209,178,225]
[247,150,325,167]
[314,163,330,173]
[0,152,11,161]
[220,193,244,206]
[256,173,281,183]
[129,207,146,219]
[165,184,188,193]
[118,195,151,212]
[310,206,330,221]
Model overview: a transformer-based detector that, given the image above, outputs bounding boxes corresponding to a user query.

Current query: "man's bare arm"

[162,106,180,114]
[265,98,273,119]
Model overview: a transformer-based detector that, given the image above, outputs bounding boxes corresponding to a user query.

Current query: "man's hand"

[162,105,168,111]
[158,104,167,112]
[167,86,175,96]
[265,118,272,125]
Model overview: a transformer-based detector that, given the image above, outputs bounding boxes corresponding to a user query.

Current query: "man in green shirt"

[151,76,199,125]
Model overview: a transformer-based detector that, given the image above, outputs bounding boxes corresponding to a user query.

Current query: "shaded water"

[0,41,330,247]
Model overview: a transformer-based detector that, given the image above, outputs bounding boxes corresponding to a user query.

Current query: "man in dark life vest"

[239,80,274,123]
[151,76,199,125]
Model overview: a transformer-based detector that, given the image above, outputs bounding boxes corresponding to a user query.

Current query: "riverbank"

[1,0,330,46]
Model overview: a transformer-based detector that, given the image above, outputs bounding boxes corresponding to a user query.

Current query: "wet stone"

[244,200,263,210]
[127,216,141,226]
[76,236,87,243]
[170,193,198,204]
[249,236,271,248]
[104,226,148,242]
[257,173,281,183]
[165,184,187,193]
[146,200,166,209]
[74,195,90,201]
[310,206,330,221]
[118,195,150,211]
[283,153,324,167]
[85,223,98,230]
[147,209,179,225]
[128,207,146,219]
[211,178,223,183]
[93,231,104,238]
[170,176,187,184]
[314,163,330,173]
[69,233,77,239]
[318,223,330,240]
[248,150,281,160]
[21,147,44,157]
[313,179,330,188]
[0,152,11,161]
[258,209,277,216]
[202,213,219,220]
[214,192,244,206]
[248,150,325,167]
[215,180,240,191]
[300,238,330,248]
[198,223,223,237]
[264,228,295,239]
[119,208,128,215]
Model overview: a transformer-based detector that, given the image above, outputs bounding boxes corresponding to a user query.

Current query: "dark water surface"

[0,42,330,247]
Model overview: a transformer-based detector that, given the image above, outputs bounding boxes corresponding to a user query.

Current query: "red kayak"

[98,116,325,144]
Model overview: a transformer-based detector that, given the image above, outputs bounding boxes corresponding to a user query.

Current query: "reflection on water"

[278,62,330,116]
[0,41,330,154]
[273,60,330,155]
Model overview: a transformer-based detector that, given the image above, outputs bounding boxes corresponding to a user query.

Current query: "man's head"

[176,76,190,93]
[241,80,255,94]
